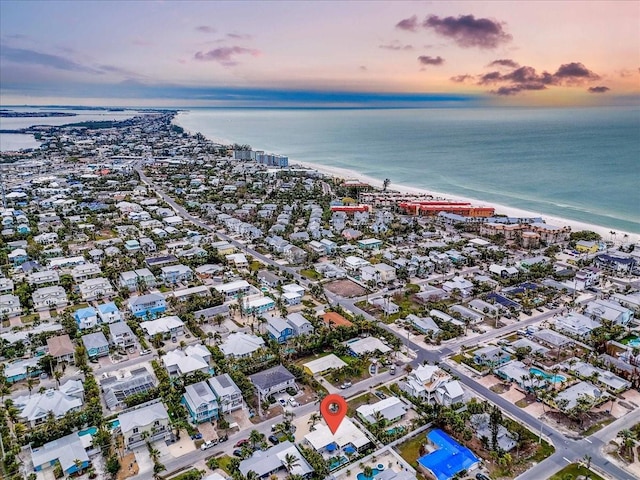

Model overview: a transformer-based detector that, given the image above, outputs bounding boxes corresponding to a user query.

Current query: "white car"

[288,398,299,407]
[139,349,151,356]
[200,440,216,450]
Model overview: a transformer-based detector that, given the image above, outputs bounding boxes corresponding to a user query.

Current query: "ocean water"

[175,107,640,234]
[0,108,141,152]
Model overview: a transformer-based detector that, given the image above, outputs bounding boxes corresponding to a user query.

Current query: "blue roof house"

[417,429,480,480]
[97,301,122,324]
[74,306,98,330]
[267,317,294,343]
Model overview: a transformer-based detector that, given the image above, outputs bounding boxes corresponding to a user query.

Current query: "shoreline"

[291,159,640,243]
[172,114,640,244]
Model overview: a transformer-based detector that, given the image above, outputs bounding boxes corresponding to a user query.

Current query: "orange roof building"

[322,312,353,328]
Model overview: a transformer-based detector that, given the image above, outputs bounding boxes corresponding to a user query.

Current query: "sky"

[1,0,639,107]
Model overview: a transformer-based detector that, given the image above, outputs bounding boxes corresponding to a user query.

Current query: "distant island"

[0,110,77,118]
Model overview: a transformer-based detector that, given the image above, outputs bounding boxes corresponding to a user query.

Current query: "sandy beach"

[290,159,640,244]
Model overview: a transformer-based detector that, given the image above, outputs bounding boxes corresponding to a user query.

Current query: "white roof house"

[15,385,84,427]
[119,401,169,435]
[555,312,600,337]
[30,432,89,476]
[303,354,348,375]
[346,337,391,356]
[304,416,370,451]
[219,332,265,358]
[140,315,185,336]
[356,396,408,423]
[239,441,313,479]
[162,348,209,377]
[555,381,603,410]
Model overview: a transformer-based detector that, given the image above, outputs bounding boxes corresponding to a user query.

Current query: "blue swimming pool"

[78,427,97,437]
[109,419,120,430]
[530,367,566,383]
[628,338,640,348]
[357,468,381,480]
[387,427,405,435]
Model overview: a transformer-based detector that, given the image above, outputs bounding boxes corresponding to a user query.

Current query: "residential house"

[0,294,22,317]
[286,312,314,336]
[160,264,194,285]
[27,269,60,286]
[182,381,219,423]
[219,333,265,358]
[71,263,102,282]
[101,367,157,411]
[128,293,167,318]
[119,402,170,449]
[193,304,230,323]
[357,238,383,250]
[46,334,75,363]
[4,357,41,383]
[356,396,408,424]
[74,306,99,330]
[406,314,441,336]
[214,280,252,300]
[346,337,391,356]
[242,295,276,315]
[257,270,284,288]
[32,286,68,311]
[81,332,110,358]
[97,301,122,324]
[119,268,157,291]
[442,276,474,297]
[435,381,465,407]
[322,311,353,328]
[79,277,115,301]
[239,441,313,479]
[109,321,136,348]
[474,346,510,367]
[555,312,600,338]
[249,365,297,400]
[31,432,90,476]
[470,413,517,452]
[554,381,603,411]
[163,344,210,377]
[15,381,84,427]
[266,316,294,343]
[208,373,244,413]
[584,299,634,327]
[140,315,185,339]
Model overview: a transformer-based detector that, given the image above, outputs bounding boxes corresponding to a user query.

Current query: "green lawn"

[346,393,376,417]
[300,269,322,280]
[396,433,427,468]
[217,455,234,475]
[548,463,604,480]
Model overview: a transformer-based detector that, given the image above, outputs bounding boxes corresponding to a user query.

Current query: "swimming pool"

[387,427,405,435]
[78,427,97,437]
[530,367,566,383]
[628,338,640,348]
[109,419,120,430]
[357,468,381,480]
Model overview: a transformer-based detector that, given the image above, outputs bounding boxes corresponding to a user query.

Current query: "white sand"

[291,160,640,244]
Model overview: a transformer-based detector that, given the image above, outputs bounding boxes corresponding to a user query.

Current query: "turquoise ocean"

[175,107,640,234]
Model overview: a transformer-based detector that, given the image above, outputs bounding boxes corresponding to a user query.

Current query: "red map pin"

[320,393,347,434]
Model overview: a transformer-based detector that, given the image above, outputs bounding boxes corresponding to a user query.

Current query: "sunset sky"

[1,0,639,106]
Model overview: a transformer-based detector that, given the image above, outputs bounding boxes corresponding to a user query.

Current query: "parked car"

[172,337,177,343]
[476,474,491,480]
[340,381,352,389]
[200,440,216,450]
[390,365,396,375]
[278,398,287,407]
[233,449,243,457]
[139,349,151,356]
[218,435,228,443]
[375,391,387,399]
[268,435,280,445]
[234,439,249,448]
[190,433,202,440]
[288,397,299,407]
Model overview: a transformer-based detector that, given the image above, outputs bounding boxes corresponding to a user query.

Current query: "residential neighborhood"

[0,111,639,480]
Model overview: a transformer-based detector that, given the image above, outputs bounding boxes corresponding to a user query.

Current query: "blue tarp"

[417,429,479,480]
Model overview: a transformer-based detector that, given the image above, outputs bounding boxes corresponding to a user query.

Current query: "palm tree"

[249,429,264,450]
[283,453,301,473]
[53,369,63,387]
[245,471,259,480]
[307,412,321,430]
[73,458,84,474]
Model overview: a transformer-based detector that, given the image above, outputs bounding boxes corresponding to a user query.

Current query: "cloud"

[588,86,610,93]
[552,62,600,84]
[491,83,548,96]
[422,14,512,49]
[0,45,99,73]
[194,46,260,66]
[196,26,216,33]
[488,58,519,69]
[396,15,419,31]
[227,33,252,40]
[379,41,413,51]
[418,55,444,66]
[450,74,473,83]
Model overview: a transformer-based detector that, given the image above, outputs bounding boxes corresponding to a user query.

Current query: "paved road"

[135,166,636,480]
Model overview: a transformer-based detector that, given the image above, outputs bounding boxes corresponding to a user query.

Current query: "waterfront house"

[119,402,170,449]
